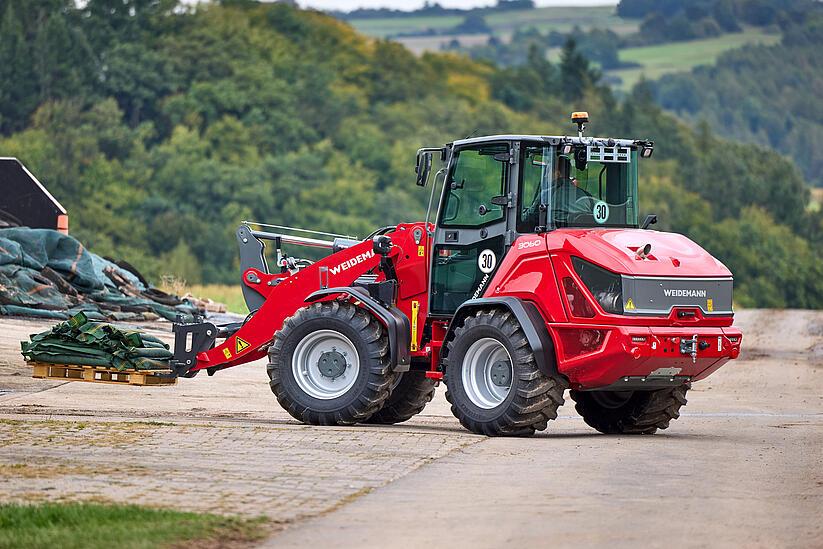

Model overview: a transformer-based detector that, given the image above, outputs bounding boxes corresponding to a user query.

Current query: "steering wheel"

[571,195,597,213]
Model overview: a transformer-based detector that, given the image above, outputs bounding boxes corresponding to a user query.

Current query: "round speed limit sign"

[478,249,497,274]
[593,200,610,224]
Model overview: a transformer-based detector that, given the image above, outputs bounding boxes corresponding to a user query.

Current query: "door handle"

[445,231,459,242]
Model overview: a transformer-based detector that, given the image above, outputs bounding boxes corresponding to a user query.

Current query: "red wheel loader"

[170,113,742,436]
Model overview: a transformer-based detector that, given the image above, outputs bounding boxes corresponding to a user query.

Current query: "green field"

[348,6,637,38]
[348,7,776,89]
[0,502,268,549]
[188,283,248,315]
[607,28,781,90]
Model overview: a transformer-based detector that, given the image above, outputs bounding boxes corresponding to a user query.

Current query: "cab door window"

[440,144,508,227]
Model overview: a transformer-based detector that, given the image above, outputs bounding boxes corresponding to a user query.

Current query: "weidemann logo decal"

[330,250,375,275]
[663,288,707,298]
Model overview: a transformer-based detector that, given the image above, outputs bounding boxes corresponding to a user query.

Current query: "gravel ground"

[1,309,820,548]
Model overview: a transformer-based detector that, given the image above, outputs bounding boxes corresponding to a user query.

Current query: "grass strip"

[0,502,269,549]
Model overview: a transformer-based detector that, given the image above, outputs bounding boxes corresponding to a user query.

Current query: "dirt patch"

[0,418,170,448]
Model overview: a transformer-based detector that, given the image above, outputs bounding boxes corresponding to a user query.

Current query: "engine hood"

[546,228,732,278]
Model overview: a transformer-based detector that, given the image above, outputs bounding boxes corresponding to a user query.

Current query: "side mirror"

[641,214,658,229]
[415,151,433,187]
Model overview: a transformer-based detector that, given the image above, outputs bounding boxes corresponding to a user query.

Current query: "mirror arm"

[641,214,658,230]
[424,168,447,234]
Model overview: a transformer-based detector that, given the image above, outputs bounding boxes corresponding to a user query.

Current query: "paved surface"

[1,309,821,548]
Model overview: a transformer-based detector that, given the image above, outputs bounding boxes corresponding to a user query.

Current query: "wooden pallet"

[29,362,177,386]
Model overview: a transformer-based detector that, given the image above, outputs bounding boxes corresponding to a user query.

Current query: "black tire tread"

[267,301,396,426]
[570,383,690,435]
[443,308,568,437]
[365,371,438,424]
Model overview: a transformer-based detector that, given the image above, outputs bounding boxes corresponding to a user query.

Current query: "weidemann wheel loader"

[170,113,742,436]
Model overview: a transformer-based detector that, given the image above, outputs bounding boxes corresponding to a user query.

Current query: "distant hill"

[651,16,823,188]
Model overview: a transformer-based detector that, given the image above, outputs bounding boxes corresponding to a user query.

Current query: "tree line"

[0,0,820,308]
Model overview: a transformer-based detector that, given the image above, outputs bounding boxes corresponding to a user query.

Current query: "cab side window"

[440,144,507,227]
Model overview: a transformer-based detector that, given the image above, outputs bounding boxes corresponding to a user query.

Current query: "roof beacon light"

[571,111,589,138]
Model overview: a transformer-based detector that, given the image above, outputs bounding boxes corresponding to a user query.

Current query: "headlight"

[572,257,623,315]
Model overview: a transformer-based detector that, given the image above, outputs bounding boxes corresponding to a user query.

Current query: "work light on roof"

[571,111,589,138]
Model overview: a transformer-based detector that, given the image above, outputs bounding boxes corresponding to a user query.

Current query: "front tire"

[443,308,568,437]
[268,301,396,426]
[570,384,689,435]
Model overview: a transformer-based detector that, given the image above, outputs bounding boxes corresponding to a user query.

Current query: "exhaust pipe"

[635,243,652,260]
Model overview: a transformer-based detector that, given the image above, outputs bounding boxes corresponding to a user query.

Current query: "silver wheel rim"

[292,329,360,400]
[461,337,513,409]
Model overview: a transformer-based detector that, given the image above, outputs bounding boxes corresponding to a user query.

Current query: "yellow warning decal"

[235,337,251,354]
[410,300,420,352]
[223,348,232,360]
[625,298,635,310]
[418,245,425,257]
[707,298,714,312]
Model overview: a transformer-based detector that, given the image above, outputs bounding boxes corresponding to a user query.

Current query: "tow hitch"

[680,334,698,363]
[680,334,711,363]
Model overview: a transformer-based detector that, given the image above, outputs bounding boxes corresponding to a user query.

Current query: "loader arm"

[188,239,395,373]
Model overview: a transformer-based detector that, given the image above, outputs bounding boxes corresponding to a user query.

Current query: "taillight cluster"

[556,328,606,359]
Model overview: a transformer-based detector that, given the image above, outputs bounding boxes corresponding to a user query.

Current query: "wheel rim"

[590,390,634,409]
[461,337,513,409]
[292,329,360,400]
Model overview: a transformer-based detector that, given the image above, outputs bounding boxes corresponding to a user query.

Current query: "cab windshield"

[518,144,638,231]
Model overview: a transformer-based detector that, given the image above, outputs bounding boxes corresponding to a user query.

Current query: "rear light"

[557,328,606,359]
[571,257,623,314]
[562,277,595,318]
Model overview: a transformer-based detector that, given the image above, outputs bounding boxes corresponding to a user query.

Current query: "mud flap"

[444,296,558,378]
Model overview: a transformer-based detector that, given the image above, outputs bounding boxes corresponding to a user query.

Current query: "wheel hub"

[461,338,514,409]
[291,329,360,400]
[318,349,347,379]
[490,360,511,387]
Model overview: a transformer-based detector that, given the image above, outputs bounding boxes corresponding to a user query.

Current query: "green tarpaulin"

[21,312,172,371]
[0,228,200,321]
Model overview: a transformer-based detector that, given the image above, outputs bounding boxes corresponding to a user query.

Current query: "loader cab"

[424,133,652,316]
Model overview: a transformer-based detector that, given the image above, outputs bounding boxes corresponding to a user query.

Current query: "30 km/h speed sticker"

[593,200,610,224]
[478,249,497,274]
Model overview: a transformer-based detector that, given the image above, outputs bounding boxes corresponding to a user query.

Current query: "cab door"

[430,141,517,316]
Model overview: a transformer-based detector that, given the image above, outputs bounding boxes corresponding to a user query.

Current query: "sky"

[296,1,617,11]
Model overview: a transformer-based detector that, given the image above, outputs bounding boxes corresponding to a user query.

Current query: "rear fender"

[443,296,558,378]
[305,286,411,372]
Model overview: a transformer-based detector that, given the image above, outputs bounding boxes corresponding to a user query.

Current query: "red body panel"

[483,230,742,389]
[547,228,732,278]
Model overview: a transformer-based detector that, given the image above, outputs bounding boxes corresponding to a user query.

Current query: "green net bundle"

[0,227,201,322]
[21,312,173,371]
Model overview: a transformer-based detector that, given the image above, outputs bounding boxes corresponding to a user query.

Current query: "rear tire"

[365,370,437,425]
[268,301,396,426]
[443,308,568,437]
[570,384,689,435]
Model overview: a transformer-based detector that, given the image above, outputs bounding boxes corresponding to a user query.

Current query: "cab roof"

[450,134,650,149]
